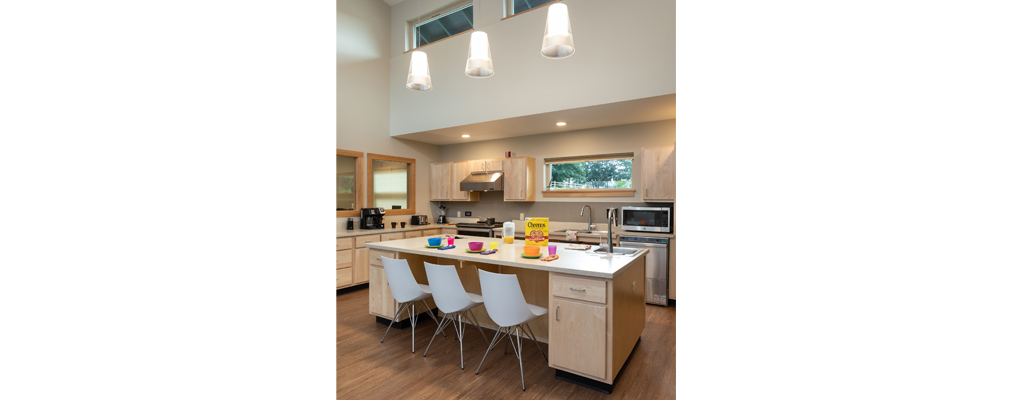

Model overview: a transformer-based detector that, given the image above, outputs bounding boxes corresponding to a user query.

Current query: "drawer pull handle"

[570,287,586,292]
[556,306,559,321]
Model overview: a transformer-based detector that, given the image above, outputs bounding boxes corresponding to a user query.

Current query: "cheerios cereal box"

[524,217,549,247]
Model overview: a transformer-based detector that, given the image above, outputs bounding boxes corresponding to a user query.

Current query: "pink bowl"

[468,242,483,251]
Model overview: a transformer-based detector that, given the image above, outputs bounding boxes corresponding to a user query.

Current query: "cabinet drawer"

[380,232,405,241]
[337,267,353,288]
[404,230,422,239]
[422,229,441,236]
[369,249,398,267]
[337,250,352,269]
[336,237,353,251]
[552,274,607,304]
[355,235,381,248]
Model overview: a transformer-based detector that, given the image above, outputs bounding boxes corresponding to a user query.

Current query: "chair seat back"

[424,262,474,314]
[478,269,535,328]
[382,257,425,303]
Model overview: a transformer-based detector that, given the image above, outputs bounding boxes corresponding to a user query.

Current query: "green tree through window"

[548,158,632,190]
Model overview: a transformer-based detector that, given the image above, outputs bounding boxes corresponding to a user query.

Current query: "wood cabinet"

[641,146,675,201]
[429,162,452,201]
[468,158,503,173]
[404,230,422,239]
[450,161,478,201]
[503,156,535,202]
[550,298,607,380]
[422,228,442,236]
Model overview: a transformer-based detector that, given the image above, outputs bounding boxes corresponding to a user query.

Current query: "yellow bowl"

[523,246,541,256]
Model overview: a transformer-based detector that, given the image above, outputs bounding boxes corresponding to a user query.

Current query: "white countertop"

[364,236,648,279]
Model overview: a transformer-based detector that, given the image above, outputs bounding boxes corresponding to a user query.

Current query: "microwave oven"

[621,206,672,233]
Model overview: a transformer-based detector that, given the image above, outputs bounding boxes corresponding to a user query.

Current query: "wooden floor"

[336,286,676,399]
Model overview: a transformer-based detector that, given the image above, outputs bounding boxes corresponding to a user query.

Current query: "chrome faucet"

[580,205,596,231]
[605,208,616,253]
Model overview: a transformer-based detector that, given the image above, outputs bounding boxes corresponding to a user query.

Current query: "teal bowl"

[427,237,442,246]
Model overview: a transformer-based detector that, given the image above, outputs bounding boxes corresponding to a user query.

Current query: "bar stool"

[474,269,549,391]
[379,256,440,353]
[421,262,490,369]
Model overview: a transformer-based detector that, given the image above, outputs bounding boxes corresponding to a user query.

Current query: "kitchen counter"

[364,236,648,279]
[336,224,456,238]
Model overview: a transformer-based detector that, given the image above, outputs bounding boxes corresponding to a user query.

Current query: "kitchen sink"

[590,246,641,256]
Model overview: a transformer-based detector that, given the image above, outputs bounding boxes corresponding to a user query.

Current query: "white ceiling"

[383,0,409,6]
[394,94,676,145]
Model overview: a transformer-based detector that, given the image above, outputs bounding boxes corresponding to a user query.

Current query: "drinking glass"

[548,245,557,255]
[490,241,498,250]
[447,236,455,246]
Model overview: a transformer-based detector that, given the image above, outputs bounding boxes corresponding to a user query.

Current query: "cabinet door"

[549,298,607,380]
[485,158,503,171]
[353,248,369,284]
[430,163,452,201]
[503,158,528,201]
[450,161,473,201]
[404,230,422,239]
[642,146,675,201]
[369,265,398,319]
[468,160,486,173]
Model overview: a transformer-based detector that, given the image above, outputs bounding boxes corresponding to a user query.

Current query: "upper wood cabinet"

[641,146,675,201]
[503,156,535,202]
[429,162,452,201]
[468,158,503,173]
[450,161,478,201]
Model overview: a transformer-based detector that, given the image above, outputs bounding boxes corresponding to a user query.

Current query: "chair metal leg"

[419,299,446,337]
[516,327,525,391]
[475,326,505,375]
[409,302,417,353]
[521,323,548,363]
[380,303,407,343]
[423,313,455,357]
[463,310,489,345]
[458,313,465,369]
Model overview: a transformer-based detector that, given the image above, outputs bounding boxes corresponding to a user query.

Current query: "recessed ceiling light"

[556,122,567,126]
[461,134,471,138]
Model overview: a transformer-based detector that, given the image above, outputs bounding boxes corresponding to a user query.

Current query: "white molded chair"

[379,257,440,353]
[474,269,549,391]
[421,262,490,369]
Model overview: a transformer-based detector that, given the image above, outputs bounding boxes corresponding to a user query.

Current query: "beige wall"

[439,119,675,203]
[388,0,676,136]
[338,0,440,219]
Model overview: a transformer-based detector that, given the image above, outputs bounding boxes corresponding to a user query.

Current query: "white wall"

[388,0,676,136]
[338,0,441,219]
[439,119,675,203]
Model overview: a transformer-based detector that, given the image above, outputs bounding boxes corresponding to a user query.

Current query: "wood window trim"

[367,153,416,216]
[337,149,365,218]
[501,0,560,21]
[542,189,636,198]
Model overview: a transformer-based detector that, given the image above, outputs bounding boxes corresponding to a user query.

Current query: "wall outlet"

[465,211,472,216]
[520,213,525,220]
[457,211,461,217]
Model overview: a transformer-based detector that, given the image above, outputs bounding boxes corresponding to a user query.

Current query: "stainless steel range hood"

[460,171,504,192]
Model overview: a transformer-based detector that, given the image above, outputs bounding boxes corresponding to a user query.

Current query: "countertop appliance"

[621,206,672,233]
[437,205,448,224]
[455,219,504,237]
[410,215,429,225]
[360,208,385,230]
[619,235,670,306]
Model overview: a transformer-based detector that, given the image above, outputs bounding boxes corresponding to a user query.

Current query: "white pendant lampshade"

[465,31,494,78]
[406,50,432,91]
[541,3,574,58]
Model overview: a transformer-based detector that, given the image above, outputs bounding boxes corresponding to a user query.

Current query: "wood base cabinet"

[550,298,607,380]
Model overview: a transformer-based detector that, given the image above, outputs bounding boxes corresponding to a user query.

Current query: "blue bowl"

[427,237,442,246]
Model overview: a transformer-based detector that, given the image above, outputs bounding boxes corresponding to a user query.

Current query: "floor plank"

[337,286,675,399]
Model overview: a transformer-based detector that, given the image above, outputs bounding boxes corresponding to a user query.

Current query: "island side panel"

[610,255,646,379]
[366,250,437,322]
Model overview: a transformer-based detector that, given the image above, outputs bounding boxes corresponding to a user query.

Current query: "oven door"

[456,227,494,237]
[621,206,672,233]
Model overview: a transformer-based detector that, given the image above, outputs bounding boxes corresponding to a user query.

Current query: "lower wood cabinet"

[368,264,395,318]
[550,298,607,380]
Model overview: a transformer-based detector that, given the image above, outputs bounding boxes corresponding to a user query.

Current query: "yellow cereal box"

[524,217,549,247]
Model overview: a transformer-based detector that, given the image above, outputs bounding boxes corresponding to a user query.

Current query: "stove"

[455,221,504,237]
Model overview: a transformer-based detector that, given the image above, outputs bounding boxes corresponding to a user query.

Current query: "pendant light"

[406,0,432,90]
[541,2,574,58]
[465,0,494,78]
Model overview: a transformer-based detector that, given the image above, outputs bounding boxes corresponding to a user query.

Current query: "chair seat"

[528,304,548,317]
[398,284,433,303]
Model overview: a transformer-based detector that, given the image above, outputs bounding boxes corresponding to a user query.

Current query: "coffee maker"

[436,205,448,224]
[360,208,385,229]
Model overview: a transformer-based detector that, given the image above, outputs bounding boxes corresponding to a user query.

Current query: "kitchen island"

[364,235,647,392]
